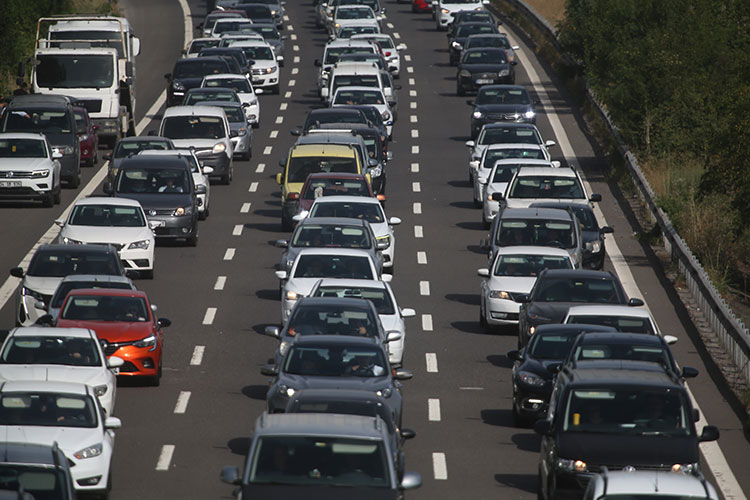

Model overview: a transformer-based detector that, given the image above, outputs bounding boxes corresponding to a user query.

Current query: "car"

[331,86,394,137]
[433,0,490,29]
[0,326,122,415]
[310,278,416,367]
[535,361,719,500]
[0,132,62,207]
[183,36,221,57]
[40,274,136,322]
[329,5,380,37]
[202,73,261,126]
[530,202,613,270]
[230,39,282,94]
[104,154,200,245]
[323,62,396,110]
[496,165,601,210]
[336,0,386,18]
[335,24,381,40]
[219,31,265,48]
[411,0,432,13]
[198,46,254,75]
[164,56,233,107]
[315,39,379,94]
[198,100,253,161]
[234,2,275,24]
[468,85,540,137]
[478,246,574,330]
[199,11,247,38]
[583,469,719,500]
[299,108,370,134]
[505,324,616,426]
[464,33,519,65]
[104,136,175,182]
[210,18,255,38]
[456,47,516,94]
[73,106,99,167]
[305,195,401,271]
[342,104,390,150]
[10,244,126,327]
[244,0,285,29]
[350,34,406,78]
[517,269,644,348]
[158,105,234,184]
[0,380,122,497]
[55,288,171,385]
[221,412,421,497]
[261,335,411,423]
[243,22,286,63]
[56,197,156,278]
[448,22,499,65]
[479,158,555,221]
[0,442,77,500]
[294,172,376,216]
[466,122,553,165]
[275,248,385,322]
[563,305,671,340]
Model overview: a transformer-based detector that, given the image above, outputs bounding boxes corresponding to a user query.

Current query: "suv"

[221,412,421,498]
[497,165,602,210]
[0,132,62,207]
[1,95,81,187]
[584,470,719,500]
[0,442,77,499]
[535,361,719,500]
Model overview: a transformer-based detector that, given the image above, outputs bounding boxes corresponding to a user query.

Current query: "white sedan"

[0,326,123,415]
[478,246,573,329]
[56,197,155,278]
[0,380,121,497]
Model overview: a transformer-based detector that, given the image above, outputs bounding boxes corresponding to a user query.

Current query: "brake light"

[385,51,392,56]
[287,192,299,200]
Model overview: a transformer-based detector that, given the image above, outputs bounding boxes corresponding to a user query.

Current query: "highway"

[0,0,748,498]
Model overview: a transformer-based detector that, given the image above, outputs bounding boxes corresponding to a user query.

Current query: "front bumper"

[471,113,536,136]
[458,74,514,93]
[195,151,231,178]
[251,70,280,89]
[0,177,55,201]
[147,214,198,239]
[68,450,112,492]
[119,246,154,272]
[106,344,161,378]
[231,134,252,156]
[485,296,520,324]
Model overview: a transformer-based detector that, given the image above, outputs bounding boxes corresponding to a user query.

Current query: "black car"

[105,155,199,246]
[506,324,616,426]
[246,0,285,28]
[164,57,233,106]
[342,104,390,151]
[468,85,539,138]
[535,360,719,500]
[517,269,644,348]
[246,22,286,64]
[530,202,614,270]
[199,47,253,75]
[300,108,370,134]
[457,48,514,96]
[451,9,495,27]
[448,22,499,65]
[234,3,275,23]
[0,442,77,499]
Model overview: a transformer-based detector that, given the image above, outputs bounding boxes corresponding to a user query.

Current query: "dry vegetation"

[523,0,566,27]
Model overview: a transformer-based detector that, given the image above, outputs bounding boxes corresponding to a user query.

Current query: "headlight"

[376,387,392,397]
[524,110,535,119]
[459,69,471,77]
[557,459,587,473]
[53,146,74,155]
[473,111,484,119]
[31,169,50,178]
[172,81,185,91]
[441,8,450,13]
[212,142,227,154]
[61,237,83,245]
[128,239,150,250]
[377,234,391,245]
[93,385,108,397]
[270,9,278,15]
[518,371,545,387]
[22,287,44,301]
[335,23,341,29]
[278,384,295,397]
[489,290,511,300]
[195,184,207,194]
[498,69,510,77]
[173,206,193,216]
[671,463,698,474]
[286,291,301,301]
[74,443,103,460]
[369,165,382,177]
[586,240,602,253]
[134,334,157,350]
[238,127,247,136]
[267,66,277,74]
[381,110,391,120]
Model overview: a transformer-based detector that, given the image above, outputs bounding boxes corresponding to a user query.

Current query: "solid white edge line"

[155,445,175,471]
[173,391,191,414]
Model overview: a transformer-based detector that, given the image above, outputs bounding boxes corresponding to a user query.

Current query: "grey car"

[104,136,175,182]
[200,100,253,160]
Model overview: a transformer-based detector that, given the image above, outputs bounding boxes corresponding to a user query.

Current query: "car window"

[61,295,149,322]
[534,278,620,303]
[114,140,171,158]
[51,280,133,308]
[292,224,372,249]
[0,464,67,498]
[324,47,375,65]
[116,167,189,194]
[173,59,229,78]
[287,304,379,338]
[332,75,379,91]
[206,78,253,92]
[527,334,577,360]
[508,175,585,199]
[476,87,530,105]
[238,45,274,60]
[301,178,370,199]
[496,220,576,249]
[69,204,145,227]
[0,138,46,158]
[479,127,539,145]
[573,343,669,365]
[293,255,374,279]
[287,156,358,182]
[0,392,98,428]
[162,115,226,140]
[334,90,385,105]
[0,335,101,367]
[310,201,384,223]
[493,254,572,277]
[185,90,239,105]
[462,49,507,64]
[567,315,656,335]
[489,164,520,183]
[27,251,120,277]
[283,345,386,377]
[337,7,374,19]
[4,110,73,135]
[189,38,221,54]
[314,286,396,315]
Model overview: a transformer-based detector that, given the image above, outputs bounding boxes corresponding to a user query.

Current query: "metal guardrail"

[492,0,750,386]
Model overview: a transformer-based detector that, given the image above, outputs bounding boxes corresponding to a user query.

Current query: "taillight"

[287,192,299,200]
[385,51,392,56]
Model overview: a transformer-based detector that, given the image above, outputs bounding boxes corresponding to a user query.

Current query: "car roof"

[116,136,172,144]
[494,245,572,257]
[333,86,385,93]
[566,305,652,318]
[203,73,248,80]
[314,278,387,289]
[74,196,143,208]
[9,326,94,339]
[576,331,665,345]
[57,274,134,285]
[297,216,368,227]
[0,380,90,395]
[309,107,363,116]
[187,87,238,94]
[516,166,578,177]
[598,471,717,497]
[530,201,593,212]
[290,144,356,156]
[163,105,227,118]
[497,207,575,221]
[326,39,375,48]
[201,100,244,110]
[292,334,379,347]
[66,288,148,298]
[255,412,385,440]
[478,84,528,92]
[0,132,47,141]
[229,40,272,48]
[312,195,380,205]
[540,269,615,279]
[482,122,538,130]
[291,388,386,403]
[304,172,368,180]
[295,248,375,257]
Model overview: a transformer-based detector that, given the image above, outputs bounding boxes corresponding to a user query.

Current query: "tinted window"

[287,156,358,182]
[61,294,149,322]
[301,178,369,199]
[4,110,73,134]
[283,345,386,377]
[493,253,572,276]
[293,255,373,279]
[496,220,576,249]
[188,38,220,54]
[27,250,119,277]
[51,280,133,308]
[162,115,226,140]
[69,204,145,227]
[479,127,540,145]
[533,277,620,303]
[528,334,577,360]
[116,167,189,194]
[1,335,101,367]
[184,90,240,105]
[0,465,66,499]
[205,78,252,92]
[114,140,171,158]
[287,304,379,337]
[333,90,385,105]
[476,87,530,105]
[567,315,656,335]
[573,342,669,365]
[292,224,372,249]
[173,59,228,78]
[36,54,114,89]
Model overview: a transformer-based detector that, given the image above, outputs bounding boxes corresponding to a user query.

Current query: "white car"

[230,40,281,94]
[56,197,156,278]
[0,380,121,497]
[209,18,254,38]
[498,165,601,210]
[0,327,123,415]
[478,246,573,328]
[331,86,394,137]
[563,305,677,343]
[466,121,553,170]
[138,149,212,220]
[330,5,380,37]
[183,37,220,58]
[275,248,386,323]
[310,278,416,367]
[304,195,401,271]
[0,132,62,207]
[351,33,407,77]
[201,73,261,127]
[433,0,490,29]
[481,158,556,227]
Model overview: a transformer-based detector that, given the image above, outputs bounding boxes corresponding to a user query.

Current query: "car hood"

[22,276,63,296]
[61,226,151,244]
[239,484,396,500]
[55,319,154,343]
[282,373,390,392]
[173,76,204,90]
[0,158,52,171]
[115,193,193,211]
[557,432,698,465]
[517,358,559,383]
[0,365,108,387]
[475,103,532,114]
[506,197,587,209]
[488,276,536,293]
[526,302,579,324]
[0,426,101,455]
[460,63,510,73]
[287,278,326,298]
[251,60,276,70]
[379,314,400,332]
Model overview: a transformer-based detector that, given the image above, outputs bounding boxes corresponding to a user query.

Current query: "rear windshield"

[325,47,375,65]
[116,167,189,194]
[313,286,395,315]
[188,38,221,54]
[301,178,369,199]
[493,253,572,276]
[51,280,133,308]
[61,294,149,322]
[0,464,67,498]
[508,175,585,200]
[496,219,576,249]
[184,90,239,105]
[333,89,385,105]
[566,315,656,335]
[0,392,98,428]
[205,78,252,93]
[287,156,358,183]
[69,204,145,227]
[114,140,171,158]
[572,342,669,365]
[533,277,621,303]
[162,115,226,140]
[1,335,102,367]
[287,303,379,337]
[293,255,373,279]
[27,250,119,277]
[309,201,384,224]
[292,224,372,249]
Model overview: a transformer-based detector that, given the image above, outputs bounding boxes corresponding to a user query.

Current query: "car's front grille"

[90,242,124,251]
[588,464,673,474]
[486,113,521,121]
[101,339,136,356]
[0,171,34,178]
[119,361,139,373]
[251,68,266,76]
[146,209,174,216]
[77,99,102,113]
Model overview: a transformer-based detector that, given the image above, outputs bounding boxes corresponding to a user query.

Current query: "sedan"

[330,5,380,37]
[468,85,539,138]
[456,48,514,96]
[466,122,553,167]
[464,33,519,65]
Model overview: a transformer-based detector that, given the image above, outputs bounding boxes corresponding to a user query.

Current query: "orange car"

[56,288,171,386]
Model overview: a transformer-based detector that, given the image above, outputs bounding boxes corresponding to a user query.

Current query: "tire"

[149,362,162,386]
[512,401,523,428]
[479,303,488,330]
[66,169,81,189]
[42,191,54,208]
[482,213,490,229]
[186,234,198,247]
[272,84,280,94]
[222,166,232,185]
[281,214,294,232]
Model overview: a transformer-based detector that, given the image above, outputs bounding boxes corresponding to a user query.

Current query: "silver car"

[199,101,253,161]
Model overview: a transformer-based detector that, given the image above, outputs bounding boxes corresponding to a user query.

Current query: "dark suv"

[535,360,719,500]
[0,442,77,499]
[164,57,233,107]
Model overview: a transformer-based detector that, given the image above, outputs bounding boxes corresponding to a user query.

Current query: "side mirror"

[260,364,279,376]
[275,270,289,280]
[534,419,553,436]
[274,239,289,248]
[54,218,65,227]
[9,267,24,279]
[699,425,720,442]
[381,274,393,283]
[394,369,413,380]
[600,226,614,234]
[545,140,556,148]
[203,166,214,175]
[264,326,281,339]
[103,153,112,161]
[388,216,401,226]
[279,158,287,167]
[589,193,602,202]
[132,37,141,56]
[400,428,416,440]
[550,160,562,168]
[664,335,679,345]
[490,192,503,201]
[628,298,644,307]
[385,331,402,343]
[276,55,284,62]
[386,151,393,161]
[276,173,283,185]
[320,88,329,99]
[477,268,489,278]
[368,158,379,168]
[512,45,520,50]
[469,160,479,170]
[400,471,422,490]
[506,350,522,362]
[465,140,475,148]
[220,466,241,485]
[52,151,63,159]
[34,301,47,311]
[681,366,699,378]
[396,44,407,51]
[103,182,113,195]
[158,318,172,328]
[104,417,122,430]
[108,356,125,369]
[401,308,416,318]
[148,220,161,230]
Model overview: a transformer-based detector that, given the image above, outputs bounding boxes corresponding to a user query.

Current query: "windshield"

[479,127,540,145]
[305,111,364,128]
[51,280,133,308]
[508,175,585,199]
[325,47,374,65]
[337,54,385,69]
[283,345,387,377]
[4,110,73,135]
[337,7,374,19]
[1,335,101,367]
[287,304,379,337]
[61,294,149,322]
[293,255,373,279]
[476,87,531,105]
[572,343,670,365]
[189,38,220,54]
[340,26,379,38]
[292,224,372,249]
[287,156,358,182]
[533,277,621,303]
[250,435,389,487]
[489,163,520,183]
[27,251,119,277]
[310,201,384,223]
[334,90,385,105]
[173,59,228,78]
[0,465,67,499]
[468,35,510,49]
[333,75,379,92]
[0,138,46,158]
[301,178,369,199]
[162,115,226,140]
[0,392,98,428]
[69,204,145,227]
[213,20,254,34]
[116,167,189,194]
[114,140,171,158]
[36,54,114,89]
[314,286,395,315]
[238,45,274,60]
[496,220,576,249]
[205,78,252,92]
[49,30,125,57]
[528,333,578,360]
[567,315,656,335]
[563,389,690,436]
[248,26,280,39]
[493,254,572,276]
[457,25,497,38]
[185,90,239,105]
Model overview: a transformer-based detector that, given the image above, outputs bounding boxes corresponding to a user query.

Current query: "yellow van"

[276,143,362,230]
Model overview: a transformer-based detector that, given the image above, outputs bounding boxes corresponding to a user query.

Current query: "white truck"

[32,16,141,144]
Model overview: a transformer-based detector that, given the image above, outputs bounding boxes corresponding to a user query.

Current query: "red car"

[294,172,384,218]
[412,0,433,13]
[74,106,99,167]
[56,288,171,385]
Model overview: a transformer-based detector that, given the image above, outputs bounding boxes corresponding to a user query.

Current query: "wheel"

[222,166,232,185]
[148,362,162,386]
[482,213,490,229]
[272,84,280,94]
[42,192,54,207]
[479,302,488,330]
[281,214,294,232]
[512,399,523,427]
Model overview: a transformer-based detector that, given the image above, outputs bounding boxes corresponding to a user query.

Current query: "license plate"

[476,79,493,84]
[0,181,22,188]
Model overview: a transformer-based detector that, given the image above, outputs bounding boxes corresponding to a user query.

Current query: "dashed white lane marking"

[410,115,418,123]
[417,251,427,264]
[280,103,288,111]
[410,102,417,109]
[409,90,417,97]
[202,307,217,325]
[290,33,297,40]
[249,182,259,192]
[393,32,401,39]
[289,80,296,87]
[232,224,243,236]
[293,56,300,63]
[240,202,252,213]
[386,22,394,29]
[411,145,419,154]
[263,146,273,155]
[223,248,236,260]
[270,130,278,139]
[190,345,205,365]
[287,23,294,30]
[428,398,441,421]
[422,314,433,331]
[426,353,438,372]
[283,14,290,21]
[291,68,299,75]
[284,91,292,98]
[408,77,415,85]
[275,116,284,124]
[459,386,485,390]
[432,453,448,480]
[419,280,430,295]
[404,54,411,62]
[412,182,421,192]
[411,129,419,138]
[156,445,175,471]
[256,163,265,173]
[411,163,419,172]
[214,276,226,290]
[174,391,191,414]
[293,45,299,52]
[414,225,423,238]
[413,202,422,214]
